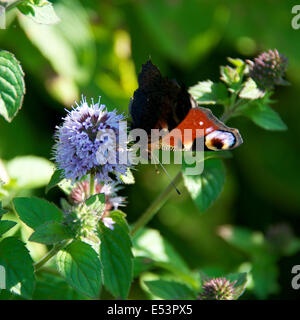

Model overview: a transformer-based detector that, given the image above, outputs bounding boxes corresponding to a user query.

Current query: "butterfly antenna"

[151,153,181,195]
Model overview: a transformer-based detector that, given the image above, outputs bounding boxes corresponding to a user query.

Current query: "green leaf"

[251,255,279,299]
[239,78,265,100]
[204,151,232,161]
[218,225,265,255]
[0,220,17,237]
[13,197,63,230]
[0,237,35,299]
[18,0,60,25]
[227,57,245,68]
[0,50,25,122]
[226,272,248,299]
[237,101,287,131]
[6,156,54,189]
[58,178,74,195]
[45,169,64,193]
[189,80,228,105]
[29,221,73,245]
[56,240,102,298]
[182,158,225,213]
[85,193,105,213]
[0,202,8,219]
[133,257,155,277]
[98,210,133,299]
[220,58,246,92]
[120,168,135,184]
[18,0,95,86]
[133,228,192,281]
[33,273,88,300]
[144,280,196,300]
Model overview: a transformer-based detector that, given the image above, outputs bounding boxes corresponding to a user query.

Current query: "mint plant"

[0,0,293,301]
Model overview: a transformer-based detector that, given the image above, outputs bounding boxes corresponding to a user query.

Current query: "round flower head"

[54,97,130,183]
[198,278,236,300]
[246,49,289,89]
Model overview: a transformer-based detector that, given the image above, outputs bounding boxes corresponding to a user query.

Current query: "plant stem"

[89,171,95,197]
[34,240,70,272]
[221,99,246,122]
[130,171,182,236]
[5,0,26,11]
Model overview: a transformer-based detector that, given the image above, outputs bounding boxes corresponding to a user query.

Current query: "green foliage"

[33,273,88,300]
[18,0,95,88]
[239,78,265,100]
[98,211,133,299]
[189,81,228,105]
[29,221,73,244]
[17,0,60,25]
[120,168,135,184]
[182,158,225,213]
[45,169,64,193]
[132,228,198,288]
[218,225,300,298]
[0,237,35,299]
[13,197,63,230]
[0,0,296,301]
[6,156,54,189]
[144,279,197,300]
[0,50,25,122]
[85,193,106,213]
[56,240,102,298]
[0,220,17,237]
[236,100,287,131]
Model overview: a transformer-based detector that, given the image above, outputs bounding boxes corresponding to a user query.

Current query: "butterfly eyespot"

[205,130,236,150]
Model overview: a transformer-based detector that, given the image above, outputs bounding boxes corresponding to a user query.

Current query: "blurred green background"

[1,0,300,299]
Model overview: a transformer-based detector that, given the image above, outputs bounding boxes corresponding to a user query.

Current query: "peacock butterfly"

[129,60,243,154]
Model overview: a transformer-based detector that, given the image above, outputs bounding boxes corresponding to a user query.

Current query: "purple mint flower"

[246,49,289,89]
[54,97,130,183]
[198,277,236,300]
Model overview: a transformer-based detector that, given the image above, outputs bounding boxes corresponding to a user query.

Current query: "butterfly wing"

[129,60,243,152]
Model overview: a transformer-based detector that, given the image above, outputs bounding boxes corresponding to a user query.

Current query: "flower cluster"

[70,179,125,214]
[198,278,236,300]
[54,97,130,183]
[246,49,289,89]
[64,180,125,249]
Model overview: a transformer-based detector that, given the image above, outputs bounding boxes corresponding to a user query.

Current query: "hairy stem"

[130,171,182,236]
[34,240,71,272]
[89,171,95,197]
[221,99,247,122]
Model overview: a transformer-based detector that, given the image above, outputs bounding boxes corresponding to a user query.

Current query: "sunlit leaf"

[98,210,133,299]
[189,80,228,105]
[7,156,54,189]
[57,240,102,298]
[0,237,35,299]
[18,0,60,25]
[0,51,25,122]
[13,197,63,230]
